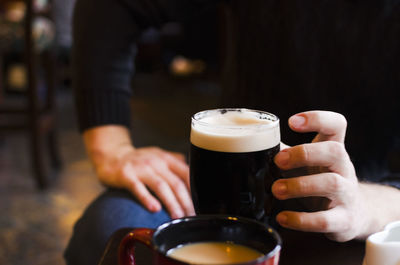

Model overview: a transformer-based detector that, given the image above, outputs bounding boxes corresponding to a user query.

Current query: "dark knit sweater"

[72,0,214,131]
[72,0,400,187]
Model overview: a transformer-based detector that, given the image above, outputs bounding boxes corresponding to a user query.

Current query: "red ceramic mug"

[118,215,281,265]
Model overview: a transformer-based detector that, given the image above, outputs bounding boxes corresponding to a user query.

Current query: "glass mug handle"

[118,228,155,265]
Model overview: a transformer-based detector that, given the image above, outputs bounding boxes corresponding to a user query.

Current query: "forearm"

[357,182,400,240]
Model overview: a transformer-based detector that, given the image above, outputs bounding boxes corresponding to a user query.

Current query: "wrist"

[356,182,396,240]
[83,125,134,167]
[354,183,376,240]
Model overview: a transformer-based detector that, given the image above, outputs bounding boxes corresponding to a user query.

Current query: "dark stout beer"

[190,109,280,222]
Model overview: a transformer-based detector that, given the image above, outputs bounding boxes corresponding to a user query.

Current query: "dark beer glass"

[190,109,280,223]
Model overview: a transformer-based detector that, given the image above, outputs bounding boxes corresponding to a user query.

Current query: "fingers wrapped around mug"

[272,111,364,241]
[272,142,360,241]
[288,111,347,143]
[274,141,355,177]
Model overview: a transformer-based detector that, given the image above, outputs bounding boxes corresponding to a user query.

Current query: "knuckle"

[171,179,186,192]
[317,216,331,231]
[327,141,346,158]
[326,173,344,193]
[144,156,158,166]
[119,172,132,184]
[337,113,347,129]
[151,146,164,156]
[294,178,311,194]
[313,214,332,233]
[147,146,161,152]
[342,215,353,231]
[296,214,306,227]
[153,179,168,192]
[297,144,310,162]
[133,163,152,177]
[296,214,313,229]
[312,111,324,124]
[146,157,168,170]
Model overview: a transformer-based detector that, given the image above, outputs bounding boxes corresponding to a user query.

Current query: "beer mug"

[363,221,400,265]
[189,108,281,222]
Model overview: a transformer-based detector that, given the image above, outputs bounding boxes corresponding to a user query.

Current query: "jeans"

[64,189,171,265]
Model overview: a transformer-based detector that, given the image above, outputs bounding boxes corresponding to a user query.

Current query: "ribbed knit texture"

[72,0,400,185]
[73,0,216,132]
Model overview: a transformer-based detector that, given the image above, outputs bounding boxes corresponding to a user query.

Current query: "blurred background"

[0,0,221,264]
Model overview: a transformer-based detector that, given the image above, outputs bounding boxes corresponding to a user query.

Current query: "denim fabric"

[64,189,171,265]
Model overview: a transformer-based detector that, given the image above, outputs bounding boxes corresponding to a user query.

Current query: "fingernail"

[277,214,288,225]
[188,209,196,216]
[172,209,184,219]
[290,115,306,128]
[275,151,290,166]
[149,203,161,212]
[273,182,287,195]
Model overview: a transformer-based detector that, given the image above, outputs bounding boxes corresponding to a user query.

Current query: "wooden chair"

[0,0,62,189]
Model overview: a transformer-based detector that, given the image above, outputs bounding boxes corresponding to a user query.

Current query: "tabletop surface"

[99,227,365,265]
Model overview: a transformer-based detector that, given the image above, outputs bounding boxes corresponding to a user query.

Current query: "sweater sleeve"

[381,174,400,190]
[73,0,148,132]
[72,0,215,132]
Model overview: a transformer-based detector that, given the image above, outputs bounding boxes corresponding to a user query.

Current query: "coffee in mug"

[118,215,281,265]
[167,241,263,264]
